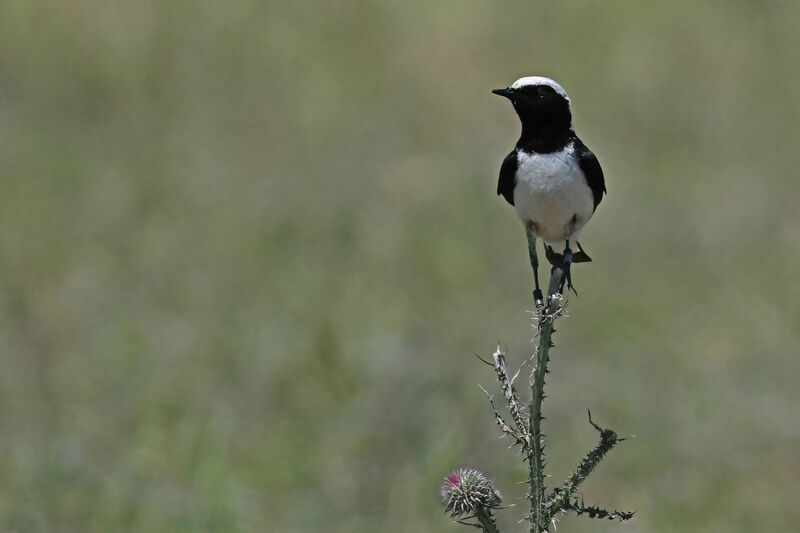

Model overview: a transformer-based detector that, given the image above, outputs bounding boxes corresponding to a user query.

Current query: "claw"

[560,262,579,296]
[556,246,579,296]
[555,260,578,296]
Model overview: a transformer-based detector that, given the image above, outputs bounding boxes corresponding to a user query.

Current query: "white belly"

[513,145,594,244]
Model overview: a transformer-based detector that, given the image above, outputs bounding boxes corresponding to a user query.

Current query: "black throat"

[516,111,573,154]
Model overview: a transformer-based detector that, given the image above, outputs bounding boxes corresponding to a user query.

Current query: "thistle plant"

[441,266,634,532]
[441,468,503,532]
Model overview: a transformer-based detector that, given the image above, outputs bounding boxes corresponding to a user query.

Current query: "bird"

[492,76,606,307]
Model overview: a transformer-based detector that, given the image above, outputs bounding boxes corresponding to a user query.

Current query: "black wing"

[574,140,606,210]
[497,150,517,206]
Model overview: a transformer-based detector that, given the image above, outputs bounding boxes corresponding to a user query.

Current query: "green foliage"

[1,1,799,531]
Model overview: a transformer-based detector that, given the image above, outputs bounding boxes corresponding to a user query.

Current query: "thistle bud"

[441,468,502,519]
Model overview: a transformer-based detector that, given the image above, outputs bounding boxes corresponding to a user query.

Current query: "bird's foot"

[546,245,579,296]
[557,260,578,296]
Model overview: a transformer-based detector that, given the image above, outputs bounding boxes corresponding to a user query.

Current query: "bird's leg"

[526,227,544,307]
[557,240,577,295]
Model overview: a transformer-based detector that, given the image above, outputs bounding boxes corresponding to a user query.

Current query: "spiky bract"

[441,468,502,519]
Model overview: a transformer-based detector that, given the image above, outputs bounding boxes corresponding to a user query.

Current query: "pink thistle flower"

[441,468,502,519]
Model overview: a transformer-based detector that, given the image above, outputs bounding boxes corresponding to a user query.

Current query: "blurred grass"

[1,1,799,531]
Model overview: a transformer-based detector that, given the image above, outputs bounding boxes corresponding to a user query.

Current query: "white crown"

[510,76,570,102]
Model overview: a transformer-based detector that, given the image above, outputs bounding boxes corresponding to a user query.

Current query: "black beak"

[492,88,514,99]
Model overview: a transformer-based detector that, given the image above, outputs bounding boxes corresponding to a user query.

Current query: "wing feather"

[497,151,517,206]
[574,140,605,210]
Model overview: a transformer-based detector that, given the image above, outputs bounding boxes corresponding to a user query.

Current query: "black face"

[493,84,570,122]
[492,82,574,151]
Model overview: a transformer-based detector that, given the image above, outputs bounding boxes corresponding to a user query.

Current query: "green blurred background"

[2,1,799,532]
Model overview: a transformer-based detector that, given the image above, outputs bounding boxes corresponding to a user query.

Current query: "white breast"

[513,143,594,244]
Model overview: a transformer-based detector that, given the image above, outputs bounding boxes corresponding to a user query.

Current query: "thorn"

[475,354,494,366]
[587,409,602,432]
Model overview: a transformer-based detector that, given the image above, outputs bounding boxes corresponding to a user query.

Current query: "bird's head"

[493,76,572,128]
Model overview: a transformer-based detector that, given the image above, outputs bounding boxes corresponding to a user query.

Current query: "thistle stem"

[475,507,499,533]
[529,317,553,532]
[528,266,564,533]
[544,412,621,521]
